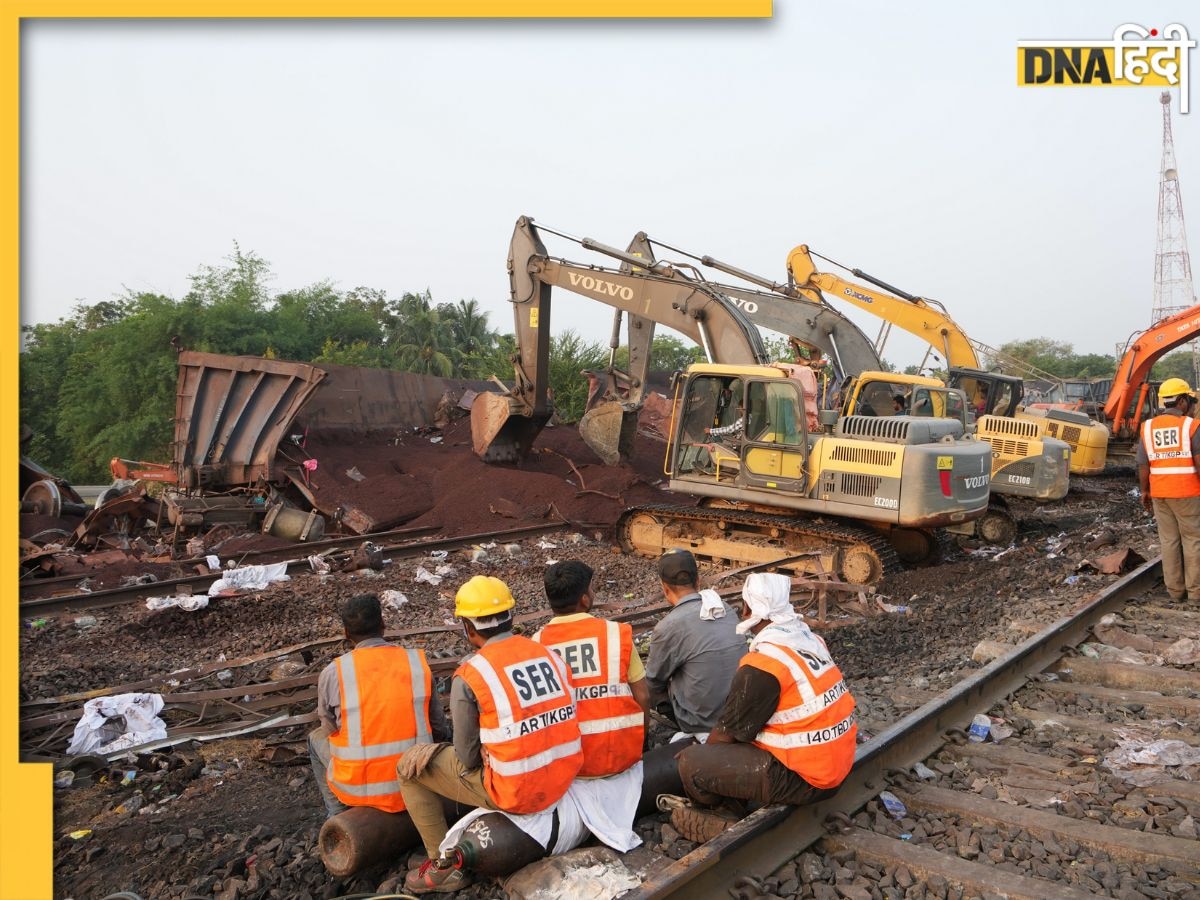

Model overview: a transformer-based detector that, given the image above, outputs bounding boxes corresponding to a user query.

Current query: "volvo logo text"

[567,272,635,301]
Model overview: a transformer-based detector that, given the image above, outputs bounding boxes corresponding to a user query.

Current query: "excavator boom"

[1104,304,1200,439]
[474,216,767,463]
[786,245,982,369]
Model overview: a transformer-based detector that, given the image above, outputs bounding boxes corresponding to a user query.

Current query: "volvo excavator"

[472,217,992,584]
[615,233,1071,544]
[1103,303,1200,463]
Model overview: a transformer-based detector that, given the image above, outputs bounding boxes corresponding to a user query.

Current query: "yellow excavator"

[619,233,1070,545]
[472,217,993,584]
[774,245,1108,477]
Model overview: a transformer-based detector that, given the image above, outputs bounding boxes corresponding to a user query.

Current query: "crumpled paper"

[1104,737,1200,785]
[66,693,167,756]
[1163,637,1200,666]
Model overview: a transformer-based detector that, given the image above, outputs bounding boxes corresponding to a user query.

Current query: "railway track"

[18,521,569,617]
[635,557,1200,899]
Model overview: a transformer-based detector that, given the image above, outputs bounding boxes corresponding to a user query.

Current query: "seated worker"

[397,576,583,894]
[670,572,857,843]
[699,399,745,475]
[891,394,907,415]
[534,560,650,777]
[644,549,746,738]
[309,594,450,818]
[973,385,990,417]
[911,389,934,417]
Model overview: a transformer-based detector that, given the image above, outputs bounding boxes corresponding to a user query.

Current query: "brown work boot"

[670,804,741,844]
[403,852,475,894]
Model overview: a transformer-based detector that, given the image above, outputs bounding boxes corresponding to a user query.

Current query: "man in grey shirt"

[644,549,745,735]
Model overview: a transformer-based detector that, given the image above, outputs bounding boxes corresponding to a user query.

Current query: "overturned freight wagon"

[123,350,502,539]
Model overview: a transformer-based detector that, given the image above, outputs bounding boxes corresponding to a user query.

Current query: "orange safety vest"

[740,640,857,790]
[327,645,433,813]
[534,617,645,777]
[1142,414,1200,498]
[457,635,584,814]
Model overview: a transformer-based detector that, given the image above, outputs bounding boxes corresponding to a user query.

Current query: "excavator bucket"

[578,400,639,467]
[471,393,549,463]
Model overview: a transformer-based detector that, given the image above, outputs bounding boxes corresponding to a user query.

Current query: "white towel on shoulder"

[698,588,726,620]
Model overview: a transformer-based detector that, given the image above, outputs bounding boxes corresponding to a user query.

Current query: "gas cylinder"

[318,798,473,876]
[636,737,693,817]
[449,812,548,877]
[450,741,694,878]
[319,807,418,877]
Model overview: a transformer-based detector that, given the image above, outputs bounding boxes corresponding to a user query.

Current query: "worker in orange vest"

[669,573,857,844]
[533,560,649,776]
[1137,377,1200,601]
[397,575,584,895]
[308,593,449,817]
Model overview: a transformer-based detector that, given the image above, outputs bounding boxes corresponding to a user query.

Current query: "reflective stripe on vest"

[741,641,856,790]
[458,635,584,813]
[327,646,432,813]
[534,617,645,777]
[1142,415,1200,498]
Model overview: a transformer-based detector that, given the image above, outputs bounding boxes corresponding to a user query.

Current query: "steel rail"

[628,557,1164,899]
[19,521,569,617]
[18,523,443,595]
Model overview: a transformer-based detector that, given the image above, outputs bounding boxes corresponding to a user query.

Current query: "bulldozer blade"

[471,393,548,463]
[578,401,639,466]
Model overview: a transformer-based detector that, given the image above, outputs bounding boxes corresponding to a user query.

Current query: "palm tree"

[390,292,455,377]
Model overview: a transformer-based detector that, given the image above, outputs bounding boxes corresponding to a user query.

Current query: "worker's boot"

[669,803,741,844]
[403,850,475,894]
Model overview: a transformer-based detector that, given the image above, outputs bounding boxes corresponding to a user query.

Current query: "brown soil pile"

[298,415,682,538]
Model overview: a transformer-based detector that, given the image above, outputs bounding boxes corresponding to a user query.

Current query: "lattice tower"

[1152,91,1198,382]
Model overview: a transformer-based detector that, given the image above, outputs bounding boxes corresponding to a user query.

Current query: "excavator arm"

[472,216,768,463]
[1105,304,1200,438]
[623,233,885,382]
[786,245,981,369]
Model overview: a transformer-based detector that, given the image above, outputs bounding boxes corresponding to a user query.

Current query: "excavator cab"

[946,369,1022,419]
[671,368,811,489]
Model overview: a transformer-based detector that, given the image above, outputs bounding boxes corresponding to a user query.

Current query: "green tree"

[1151,349,1198,383]
[390,291,455,377]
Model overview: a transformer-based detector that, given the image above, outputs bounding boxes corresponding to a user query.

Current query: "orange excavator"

[1104,303,1200,462]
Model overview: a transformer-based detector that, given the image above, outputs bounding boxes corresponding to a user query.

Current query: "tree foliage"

[20,248,509,481]
[993,338,1117,379]
[21,247,690,479]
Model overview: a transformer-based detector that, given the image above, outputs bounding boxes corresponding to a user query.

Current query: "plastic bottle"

[878,790,907,820]
[968,714,991,742]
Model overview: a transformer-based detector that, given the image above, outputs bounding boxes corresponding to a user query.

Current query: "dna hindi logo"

[1017,24,1196,113]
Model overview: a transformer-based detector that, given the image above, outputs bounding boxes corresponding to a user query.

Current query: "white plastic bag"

[146,595,210,612]
[66,693,168,756]
[208,562,290,596]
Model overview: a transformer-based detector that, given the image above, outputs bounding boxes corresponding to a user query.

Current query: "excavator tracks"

[616,504,902,585]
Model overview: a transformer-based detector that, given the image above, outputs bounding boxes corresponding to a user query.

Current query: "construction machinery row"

[473,215,1188,586]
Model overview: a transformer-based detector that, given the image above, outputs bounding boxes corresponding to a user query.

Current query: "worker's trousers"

[1152,496,1200,600]
[397,746,496,858]
[307,727,349,818]
[676,742,838,808]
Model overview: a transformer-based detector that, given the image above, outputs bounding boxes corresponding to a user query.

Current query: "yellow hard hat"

[1158,377,1195,402]
[454,575,516,619]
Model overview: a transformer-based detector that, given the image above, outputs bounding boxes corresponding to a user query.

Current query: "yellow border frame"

[2,4,772,897]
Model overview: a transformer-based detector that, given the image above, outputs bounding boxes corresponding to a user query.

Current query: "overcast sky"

[20,2,1200,369]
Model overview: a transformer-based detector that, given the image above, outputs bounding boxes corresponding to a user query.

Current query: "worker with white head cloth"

[665,573,858,844]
